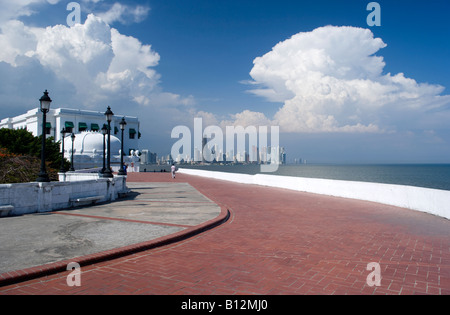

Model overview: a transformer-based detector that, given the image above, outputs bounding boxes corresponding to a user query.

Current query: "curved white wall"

[178,168,450,220]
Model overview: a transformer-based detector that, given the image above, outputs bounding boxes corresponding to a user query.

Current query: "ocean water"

[176,164,450,191]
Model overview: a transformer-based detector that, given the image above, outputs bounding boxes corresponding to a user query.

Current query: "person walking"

[171,164,176,179]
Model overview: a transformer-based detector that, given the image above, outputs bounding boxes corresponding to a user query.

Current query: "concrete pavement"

[0,181,227,286]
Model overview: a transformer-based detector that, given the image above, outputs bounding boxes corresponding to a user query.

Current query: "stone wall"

[178,168,450,220]
[0,175,128,217]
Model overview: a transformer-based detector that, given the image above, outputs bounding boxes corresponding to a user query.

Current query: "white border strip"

[178,168,450,220]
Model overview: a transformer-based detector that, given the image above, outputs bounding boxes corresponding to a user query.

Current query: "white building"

[0,107,141,171]
[0,108,139,153]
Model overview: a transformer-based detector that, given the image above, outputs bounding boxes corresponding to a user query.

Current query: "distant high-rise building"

[194,147,201,162]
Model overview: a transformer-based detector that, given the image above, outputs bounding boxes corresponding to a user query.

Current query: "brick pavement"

[0,172,449,295]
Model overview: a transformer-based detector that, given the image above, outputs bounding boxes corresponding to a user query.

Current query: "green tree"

[0,128,70,183]
[0,128,38,156]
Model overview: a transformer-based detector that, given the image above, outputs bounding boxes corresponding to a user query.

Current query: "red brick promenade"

[1,172,449,295]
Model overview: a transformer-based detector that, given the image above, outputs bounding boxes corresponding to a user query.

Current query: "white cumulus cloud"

[0,20,41,66]
[220,110,272,129]
[97,2,150,25]
[243,25,450,133]
[0,8,191,108]
[34,14,114,96]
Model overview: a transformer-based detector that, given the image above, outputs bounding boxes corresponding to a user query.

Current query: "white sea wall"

[178,168,450,220]
[0,175,128,217]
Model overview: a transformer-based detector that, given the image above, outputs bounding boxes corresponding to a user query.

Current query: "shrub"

[0,129,69,183]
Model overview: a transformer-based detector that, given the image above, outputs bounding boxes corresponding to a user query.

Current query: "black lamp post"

[36,90,52,182]
[100,124,108,175]
[103,106,114,178]
[118,117,127,176]
[60,127,67,173]
[69,133,75,172]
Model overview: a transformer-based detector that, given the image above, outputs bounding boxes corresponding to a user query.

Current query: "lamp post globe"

[105,106,114,122]
[36,90,52,182]
[39,90,52,112]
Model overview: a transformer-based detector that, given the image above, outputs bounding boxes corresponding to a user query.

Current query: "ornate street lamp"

[103,106,114,178]
[100,124,108,175]
[36,90,52,182]
[118,117,127,176]
[60,127,67,173]
[69,133,75,172]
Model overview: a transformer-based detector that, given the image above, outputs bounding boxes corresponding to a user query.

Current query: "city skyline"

[1,1,450,164]
[169,142,287,166]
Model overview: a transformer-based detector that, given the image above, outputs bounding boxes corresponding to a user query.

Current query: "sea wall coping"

[0,174,128,217]
[178,168,450,220]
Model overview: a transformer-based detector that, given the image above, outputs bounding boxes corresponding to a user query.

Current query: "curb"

[0,207,230,288]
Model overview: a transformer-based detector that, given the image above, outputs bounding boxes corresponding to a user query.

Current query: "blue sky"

[1,0,450,163]
[126,0,450,117]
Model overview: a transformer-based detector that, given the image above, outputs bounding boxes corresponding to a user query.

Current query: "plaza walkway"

[0,172,449,295]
